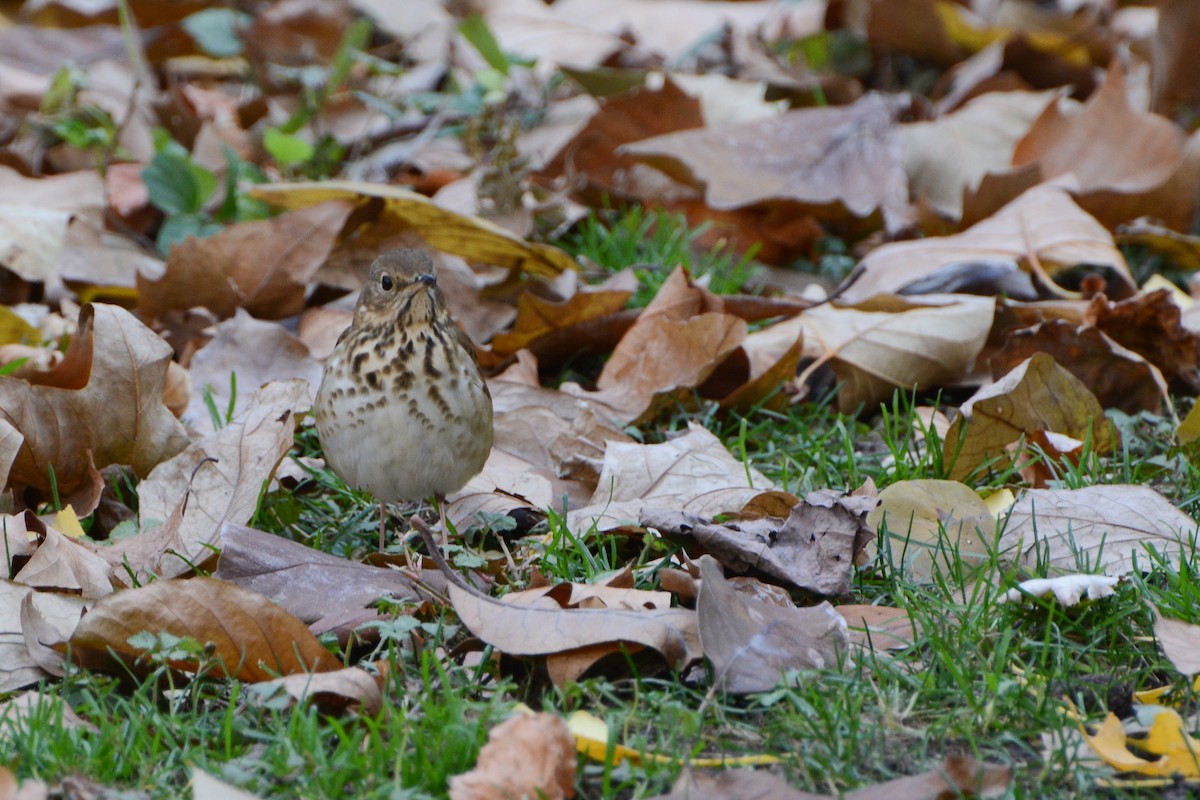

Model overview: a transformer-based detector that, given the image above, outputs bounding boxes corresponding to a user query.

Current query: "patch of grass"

[562,206,761,306]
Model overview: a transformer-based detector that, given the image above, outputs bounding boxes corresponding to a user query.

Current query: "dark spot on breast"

[393,371,414,391]
[423,337,441,378]
[352,351,369,374]
[366,370,381,389]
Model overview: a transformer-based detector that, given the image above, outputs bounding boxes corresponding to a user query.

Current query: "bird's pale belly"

[316,361,493,501]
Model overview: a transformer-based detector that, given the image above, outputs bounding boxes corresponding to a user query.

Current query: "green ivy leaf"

[263,127,315,166]
[182,8,248,58]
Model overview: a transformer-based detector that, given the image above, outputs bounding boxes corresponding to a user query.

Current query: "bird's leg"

[378,502,387,552]
[436,494,450,546]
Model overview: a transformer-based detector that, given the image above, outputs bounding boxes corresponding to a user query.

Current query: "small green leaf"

[182,8,248,58]
[142,149,216,216]
[263,127,315,166]
[459,14,511,75]
[156,213,223,255]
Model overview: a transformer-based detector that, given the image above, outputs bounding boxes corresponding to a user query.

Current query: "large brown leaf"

[999,485,1198,575]
[136,201,352,323]
[841,183,1132,304]
[622,93,910,232]
[697,557,847,694]
[943,353,1115,482]
[797,296,994,413]
[84,380,307,584]
[1013,63,1200,231]
[68,577,340,680]
[0,304,189,513]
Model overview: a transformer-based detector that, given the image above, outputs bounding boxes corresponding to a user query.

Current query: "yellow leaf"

[249,181,577,278]
[53,505,85,538]
[1080,709,1200,778]
[980,488,1015,517]
[934,0,1091,65]
[0,306,38,346]
[566,710,780,767]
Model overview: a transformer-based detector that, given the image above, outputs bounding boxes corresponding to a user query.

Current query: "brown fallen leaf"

[489,279,636,362]
[697,557,847,694]
[568,423,775,535]
[796,295,994,413]
[83,380,308,583]
[213,522,435,629]
[993,320,1170,415]
[415,519,699,681]
[943,353,1116,482]
[649,755,1008,800]
[999,485,1198,575]
[136,201,352,323]
[1013,62,1199,231]
[867,480,995,583]
[252,666,384,716]
[449,712,576,800]
[622,92,910,233]
[184,310,323,436]
[0,303,190,514]
[537,78,704,204]
[835,604,917,651]
[12,526,114,598]
[900,89,1055,220]
[0,765,49,800]
[67,576,340,680]
[0,581,86,692]
[561,267,746,424]
[1085,290,1200,396]
[841,183,1133,304]
[643,487,873,598]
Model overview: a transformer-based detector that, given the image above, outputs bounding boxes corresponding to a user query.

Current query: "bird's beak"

[416,273,436,288]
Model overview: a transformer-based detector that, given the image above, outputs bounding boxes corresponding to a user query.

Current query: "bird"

[314,249,494,550]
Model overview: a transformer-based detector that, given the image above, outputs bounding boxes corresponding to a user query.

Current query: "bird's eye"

[380,274,394,291]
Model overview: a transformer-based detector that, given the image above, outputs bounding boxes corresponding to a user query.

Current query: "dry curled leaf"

[449,712,576,800]
[0,304,189,514]
[697,557,848,694]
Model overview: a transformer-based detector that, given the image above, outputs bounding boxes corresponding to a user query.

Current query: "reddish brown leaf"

[68,577,340,681]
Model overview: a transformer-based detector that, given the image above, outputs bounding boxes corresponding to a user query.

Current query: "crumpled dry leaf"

[136,201,352,323]
[190,768,262,800]
[568,422,775,535]
[999,485,1198,575]
[993,320,1170,415]
[797,295,994,413]
[0,303,189,514]
[1002,575,1120,606]
[868,479,995,583]
[0,764,49,800]
[841,183,1133,304]
[249,181,578,278]
[943,353,1116,482]
[697,557,847,694]
[417,521,699,683]
[1085,290,1200,396]
[67,576,341,681]
[622,93,910,233]
[213,522,436,635]
[449,712,576,800]
[83,380,307,584]
[252,666,384,716]
[644,485,875,596]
